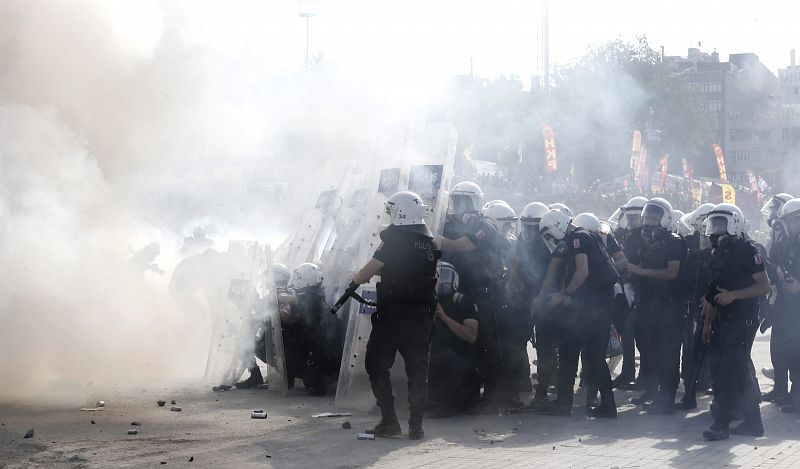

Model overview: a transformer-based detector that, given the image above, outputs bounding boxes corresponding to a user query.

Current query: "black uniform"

[550,229,619,411]
[364,224,440,426]
[766,221,793,399]
[512,233,553,400]
[705,236,765,429]
[616,227,643,383]
[679,245,713,403]
[428,296,480,414]
[634,228,685,406]
[282,286,341,395]
[775,232,800,408]
[443,214,512,408]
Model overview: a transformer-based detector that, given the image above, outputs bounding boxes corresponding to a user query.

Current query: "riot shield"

[261,247,288,396]
[334,123,457,411]
[203,240,265,385]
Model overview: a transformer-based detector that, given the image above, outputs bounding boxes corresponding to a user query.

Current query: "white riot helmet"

[385,191,430,226]
[273,263,292,287]
[619,196,649,229]
[641,197,674,230]
[483,202,517,235]
[548,203,574,218]
[519,202,549,241]
[692,203,716,232]
[449,181,484,215]
[540,209,572,252]
[705,203,746,237]
[290,262,324,290]
[671,210,686,235]
[483,200,512,211]
[678,211,696,236]
[761,193,793,223]
[779,198,800,236]
[520,202,549,226]
[574,212,602,234]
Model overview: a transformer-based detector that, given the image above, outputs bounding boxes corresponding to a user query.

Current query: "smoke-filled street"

[1,336,795,468]
[3,0,800,468]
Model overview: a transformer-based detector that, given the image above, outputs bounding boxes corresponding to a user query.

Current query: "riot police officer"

[626,198,685,414]
[511,202,554,404]
[353,191,440,440]
[440,182,512,412]
[531,209,620,417]
[772,198,800,413]
[760,193,795,403]
[427,262,480,417]
[612,196,648,389]
[676,207,714,410]
[701,204,769,440]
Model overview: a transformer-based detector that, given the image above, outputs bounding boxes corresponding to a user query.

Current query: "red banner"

[712,144,728,183]
[543,125,558,172]
[635,146,648,189]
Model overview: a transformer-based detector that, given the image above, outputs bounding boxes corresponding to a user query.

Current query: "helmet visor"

[449,194,476,215]
[623,209,643,230]
[542,233,558,253]
[784,213,800,236]
[436,263,459,297]
[705,215,730,236]
[641,204,665,227]
[761,198,781,219]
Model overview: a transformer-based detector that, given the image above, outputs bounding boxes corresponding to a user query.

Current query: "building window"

[783,128,791,140]
[730,130,737,142]
[706,100,721,112]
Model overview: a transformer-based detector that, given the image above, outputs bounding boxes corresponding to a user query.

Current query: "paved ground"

[2,332,799,468]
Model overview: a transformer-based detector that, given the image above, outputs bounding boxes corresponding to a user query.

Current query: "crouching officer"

[701,203,770,441]
[352,191,440,440]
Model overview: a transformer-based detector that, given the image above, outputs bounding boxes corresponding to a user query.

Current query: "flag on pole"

[659,154,669,192]
[543,124,558,172]
[630,130,642,169]
[721,184,736,205]
[747,170,759,193]
[712,144,728,183]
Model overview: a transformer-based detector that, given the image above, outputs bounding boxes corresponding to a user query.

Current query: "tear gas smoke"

[0,0,394,403]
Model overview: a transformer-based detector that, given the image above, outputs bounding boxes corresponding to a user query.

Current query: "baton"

[329,282,377,315]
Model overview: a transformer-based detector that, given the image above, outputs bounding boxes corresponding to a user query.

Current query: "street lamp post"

[298,0,318,68]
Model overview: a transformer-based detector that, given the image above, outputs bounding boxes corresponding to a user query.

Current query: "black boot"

[730,420,764,437]
[676,397,697,411]
[366,416,401,437]
[408,420,424,440]
[703,421,730,441]
[588,401,618,419]
[234,367,263,389]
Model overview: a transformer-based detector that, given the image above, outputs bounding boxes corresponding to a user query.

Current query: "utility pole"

[298,1,317,68]
[542,0,550,90]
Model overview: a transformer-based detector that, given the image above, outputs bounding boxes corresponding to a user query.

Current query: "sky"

[108,0,800,103]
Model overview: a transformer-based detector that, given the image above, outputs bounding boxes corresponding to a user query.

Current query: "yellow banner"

[721,184,736,205]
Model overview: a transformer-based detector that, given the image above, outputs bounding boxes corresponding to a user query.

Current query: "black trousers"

[713,317,761,426]
[475,293,519,405]
[428,346,479,412]
[619,310,637,380]
[365,306,433,422]
[637,300,683,401]
[770,296,792,396]
[680,316,712,399]
[534,312,559,398]
[555,292,615,406]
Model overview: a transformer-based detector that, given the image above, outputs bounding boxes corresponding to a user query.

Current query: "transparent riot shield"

[261,247,288,396]
[334,123,457,411]
[203,240,265,385]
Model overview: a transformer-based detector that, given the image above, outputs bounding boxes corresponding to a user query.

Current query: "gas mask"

[436,262,462,304]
